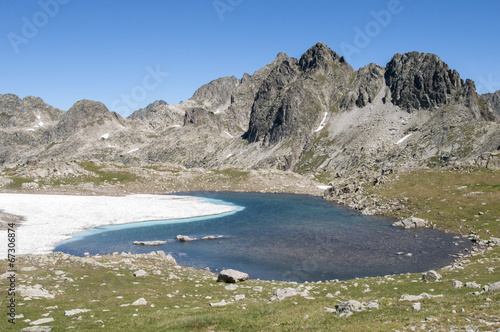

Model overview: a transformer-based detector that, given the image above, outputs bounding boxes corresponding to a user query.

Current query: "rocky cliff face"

[482,91,500,119]
[51,100,123,141]
[384,52,464,112]
[0,94,63,128]
[0,43,498,175]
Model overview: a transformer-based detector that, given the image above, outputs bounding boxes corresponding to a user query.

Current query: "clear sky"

[1,0,499,116]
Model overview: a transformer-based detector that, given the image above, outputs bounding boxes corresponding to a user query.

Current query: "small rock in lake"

[133,241,167,246]
[176,235,196,242]
[392,217,428,229]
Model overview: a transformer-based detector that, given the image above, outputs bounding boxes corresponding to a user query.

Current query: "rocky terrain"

[1,42,499,181]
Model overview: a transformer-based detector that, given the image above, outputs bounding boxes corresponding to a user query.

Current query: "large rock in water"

[392,217,428,229]
[217,269,249,283]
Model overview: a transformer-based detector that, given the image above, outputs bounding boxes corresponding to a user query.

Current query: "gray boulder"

[484,281,500,292]
[269,288,298,301]
[335,300,364,313]
[217,269,249,283]
[133,269,148,277]
[393,217,428,229]
[422,270,442,281]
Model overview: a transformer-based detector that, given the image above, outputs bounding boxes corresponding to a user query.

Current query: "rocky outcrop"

[0,94,63,128]
[385,52,464,112]
[51,100,122,141]
[190,76,241,113]
[340,63,385,110]
[481,90,500,119]
[128,100,184,128]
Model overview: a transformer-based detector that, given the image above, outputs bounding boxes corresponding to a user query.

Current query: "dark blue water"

[55,192,471,282]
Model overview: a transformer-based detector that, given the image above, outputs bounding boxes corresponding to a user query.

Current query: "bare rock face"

[481,90,500,120]
[340,63,386,110]
[128,100,184,129]
[385,52,464,112]
[0,94,63,128]
[184,107,215,126]
[190,76,241,112]
[52,100,122,140]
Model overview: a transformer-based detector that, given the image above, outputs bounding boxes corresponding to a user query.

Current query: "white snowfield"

[0,193,236,259]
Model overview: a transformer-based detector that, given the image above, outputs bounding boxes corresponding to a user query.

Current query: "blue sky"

[1,0,499,116]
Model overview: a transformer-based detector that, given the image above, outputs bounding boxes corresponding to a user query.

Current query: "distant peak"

[299,42,341,71]
[275,52,290,61]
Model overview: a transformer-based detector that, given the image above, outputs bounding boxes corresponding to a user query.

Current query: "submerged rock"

[176,235,196,242]
[133,240,167,246]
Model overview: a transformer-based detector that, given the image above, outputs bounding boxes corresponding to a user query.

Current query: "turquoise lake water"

[55,192,471,282]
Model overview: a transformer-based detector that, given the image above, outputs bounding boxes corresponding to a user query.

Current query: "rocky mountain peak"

[0,93,62,128]
[385,52,464,112]
[52,99,121,140]
[189,76,241,112]
[299,42,342,72]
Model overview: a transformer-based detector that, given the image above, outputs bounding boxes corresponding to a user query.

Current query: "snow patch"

[36,114,41,120]
[317,185,332,190]
[224,131,233,138]
[225,153,233,159]
[170,125,182,128]
[395,133,412,145]
[38,121,44,127]
[101,133,110,140]
[127,148,139,153]
[0,193,238,259]
[314,112,328,133]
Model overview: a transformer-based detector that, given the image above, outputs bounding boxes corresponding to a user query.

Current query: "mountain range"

[1,42,499,176]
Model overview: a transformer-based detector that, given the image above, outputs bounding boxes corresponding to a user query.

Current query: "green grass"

[78,161,141,184]
[365,168,500,239]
